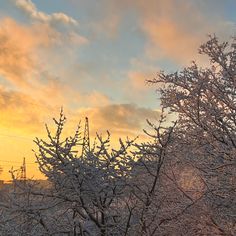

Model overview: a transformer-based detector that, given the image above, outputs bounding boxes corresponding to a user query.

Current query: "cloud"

[0,18,58,86]
[97,0,233,65]
[0,17,88,105]
[142,18,201,63]
[130,0,211,64]
[0,87,51,133]
[127,71,153,91]
[134,0,234,64]
[72,104,161,137]
[0,87,159,142]
[14,0,78,26]
[90,14,120,39]
[67,32,89,45]
[85,91,110,107]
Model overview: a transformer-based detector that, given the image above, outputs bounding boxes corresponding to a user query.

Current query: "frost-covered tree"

[8,110,138,235]
[130,113,209,235]
[2,110,179,236]
[149,36,236,235]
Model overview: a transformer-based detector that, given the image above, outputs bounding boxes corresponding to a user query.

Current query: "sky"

[0,0,235,180]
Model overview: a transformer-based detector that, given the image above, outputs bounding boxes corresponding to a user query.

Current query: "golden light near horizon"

[0,0,235,180]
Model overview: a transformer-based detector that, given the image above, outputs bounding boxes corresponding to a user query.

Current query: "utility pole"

[20,157,26,182]
[82,117,90,157]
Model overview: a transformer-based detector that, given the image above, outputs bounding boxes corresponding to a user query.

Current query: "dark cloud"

[74,103,161,137]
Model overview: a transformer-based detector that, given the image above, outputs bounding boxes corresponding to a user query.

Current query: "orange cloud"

[0,16,88,86]
[98,0,229,65]
[134,0,209,64]
[127,71,154,91]
[142,18,201,63]
[0,17,89,106]
[0,18,58,86]
[85,91,110,107]
[0,87,56,133]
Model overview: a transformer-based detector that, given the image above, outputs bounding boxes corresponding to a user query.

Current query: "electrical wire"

[0,159,37,165]
[0,133,34,141]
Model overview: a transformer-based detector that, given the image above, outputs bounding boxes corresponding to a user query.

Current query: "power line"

[0,133,35,141]
[0,93,64,142]
[0,164,22,167]
[0,163,39,170]
[0,159,37,165]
